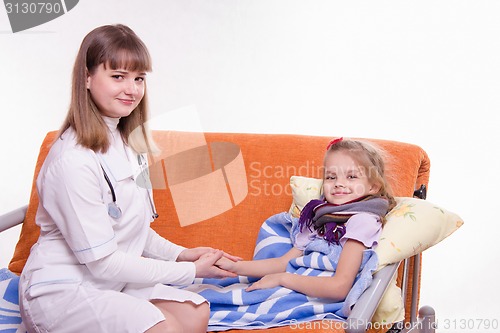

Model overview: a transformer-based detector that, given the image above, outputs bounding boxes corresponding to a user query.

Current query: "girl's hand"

[215,256,237,272]
[194,250,237,279]
[222,251,243,262]
[245,273,287,291]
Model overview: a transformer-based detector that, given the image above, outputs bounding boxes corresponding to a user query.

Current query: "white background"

[1,1,499,332]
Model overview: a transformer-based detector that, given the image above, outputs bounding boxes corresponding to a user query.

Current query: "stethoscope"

[100,154,159,220]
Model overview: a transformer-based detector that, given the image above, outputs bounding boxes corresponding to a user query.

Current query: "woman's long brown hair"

[59,24,156,154]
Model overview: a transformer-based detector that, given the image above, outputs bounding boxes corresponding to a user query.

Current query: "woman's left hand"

[245,273,287,291]
[178,247,242,262]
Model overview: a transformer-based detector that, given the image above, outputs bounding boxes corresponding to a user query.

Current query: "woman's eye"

[112,75,124,80]
[135,77,145,82]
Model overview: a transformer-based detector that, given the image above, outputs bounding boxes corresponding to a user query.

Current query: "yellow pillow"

[372,274,405,324]
[376,196,464,267]
[288,176,323,217]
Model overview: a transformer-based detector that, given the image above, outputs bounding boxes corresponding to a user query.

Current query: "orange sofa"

[6,130,433,333]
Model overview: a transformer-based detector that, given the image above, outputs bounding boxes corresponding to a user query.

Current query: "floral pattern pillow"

[375,197,464,267]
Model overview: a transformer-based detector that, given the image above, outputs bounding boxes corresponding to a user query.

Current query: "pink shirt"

[294,212,382,250]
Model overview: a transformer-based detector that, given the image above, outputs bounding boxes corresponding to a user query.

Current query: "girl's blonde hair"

[325,138,397,223]
[59,24,156,154]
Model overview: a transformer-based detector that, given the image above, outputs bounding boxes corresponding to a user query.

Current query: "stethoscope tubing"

[100,156,159,220]
[101,165,117,203]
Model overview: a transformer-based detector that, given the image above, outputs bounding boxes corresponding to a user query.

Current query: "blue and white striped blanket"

[184,212,379,331]
[0,213,378,332]
[0,268,26,333]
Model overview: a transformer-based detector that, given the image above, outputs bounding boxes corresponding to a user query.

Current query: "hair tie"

[326,137,343,151]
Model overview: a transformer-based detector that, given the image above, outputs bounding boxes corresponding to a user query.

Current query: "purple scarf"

[298,195,389,245]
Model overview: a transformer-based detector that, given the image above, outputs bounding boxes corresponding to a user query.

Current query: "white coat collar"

[97,145,134,182]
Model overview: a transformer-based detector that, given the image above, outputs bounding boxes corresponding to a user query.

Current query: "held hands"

[194,250,237,279]
[214,255,238,273]
[178,247,242,279]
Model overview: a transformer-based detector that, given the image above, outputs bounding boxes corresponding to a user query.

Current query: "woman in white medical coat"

[19,24,237,333]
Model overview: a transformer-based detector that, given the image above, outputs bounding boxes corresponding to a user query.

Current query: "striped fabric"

[1,212,378,332]
[184,212,379,331]
[0,268,26,333]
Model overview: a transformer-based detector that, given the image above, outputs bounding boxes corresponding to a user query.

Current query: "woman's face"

[86,63,146,118]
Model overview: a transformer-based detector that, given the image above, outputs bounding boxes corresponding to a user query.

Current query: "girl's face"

[323,151,380,205]
[86,63,146,118]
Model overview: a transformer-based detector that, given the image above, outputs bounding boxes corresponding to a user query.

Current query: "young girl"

[19,24,237,333]
[216,138,396,301]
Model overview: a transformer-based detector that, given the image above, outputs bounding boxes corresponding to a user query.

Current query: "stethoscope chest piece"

[107,202,122,219]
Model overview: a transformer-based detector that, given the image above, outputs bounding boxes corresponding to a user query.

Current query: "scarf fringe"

[298,199,325,232]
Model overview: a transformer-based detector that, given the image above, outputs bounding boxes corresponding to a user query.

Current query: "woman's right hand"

[194,250,237,279]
